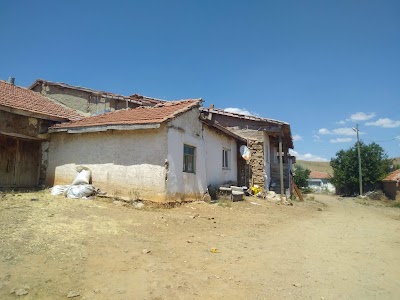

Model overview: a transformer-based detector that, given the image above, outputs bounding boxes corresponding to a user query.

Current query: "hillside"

[296,157,400,175]
[296,160,333,175]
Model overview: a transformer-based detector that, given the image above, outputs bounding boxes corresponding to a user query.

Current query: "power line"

[362,135,400,143]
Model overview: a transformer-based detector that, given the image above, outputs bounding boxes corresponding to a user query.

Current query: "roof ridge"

[30,79,169,104]
[50,99,202,130]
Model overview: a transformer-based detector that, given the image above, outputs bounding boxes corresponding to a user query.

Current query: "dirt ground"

[1,192,400,300]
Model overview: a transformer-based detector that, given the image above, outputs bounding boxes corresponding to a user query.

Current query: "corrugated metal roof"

[200,107,289,125]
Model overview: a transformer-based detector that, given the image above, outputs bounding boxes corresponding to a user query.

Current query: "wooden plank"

[0,135,17,187]
[15,139,40,187]
[292,181,304,201]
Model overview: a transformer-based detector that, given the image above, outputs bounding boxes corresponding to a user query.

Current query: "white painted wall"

[166,108,208,201]
[46,128,168,201]
[204,126,238,187]
[263,132,271,191]
[46,107,242,202]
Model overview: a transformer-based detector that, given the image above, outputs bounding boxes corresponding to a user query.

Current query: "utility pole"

[354,124,363,196]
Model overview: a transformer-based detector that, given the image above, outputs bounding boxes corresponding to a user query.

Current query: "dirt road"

[1,192,399,299]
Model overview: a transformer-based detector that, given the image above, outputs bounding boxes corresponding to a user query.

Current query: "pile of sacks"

[50,167,97,199]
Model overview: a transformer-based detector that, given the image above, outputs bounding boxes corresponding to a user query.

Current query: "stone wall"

[32,84,140,115]
[0,110,52,138]
[248,140,265,187]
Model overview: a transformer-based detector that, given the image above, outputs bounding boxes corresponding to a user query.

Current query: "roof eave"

[0,104,73,122]
[50,99,203,133]
[49,123,161,134]
[202,120,247,143]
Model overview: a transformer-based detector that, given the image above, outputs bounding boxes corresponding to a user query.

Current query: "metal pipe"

[356,124,363,195]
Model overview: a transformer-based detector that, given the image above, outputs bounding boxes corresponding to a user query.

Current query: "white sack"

[50,185,69,196]
[71,169,91,185]
[66,184,95,199]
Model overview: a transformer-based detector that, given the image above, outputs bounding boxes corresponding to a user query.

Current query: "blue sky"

[1,0,399,161]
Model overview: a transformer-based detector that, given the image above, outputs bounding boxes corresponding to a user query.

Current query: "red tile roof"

[51,99,202,130]
[309,171,331,179]
[0,80,83,121]
[382,169,400,182]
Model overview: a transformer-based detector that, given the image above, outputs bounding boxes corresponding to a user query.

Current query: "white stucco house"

[200,107,294,197]
[307,171,335,193]
[47,100,246,202]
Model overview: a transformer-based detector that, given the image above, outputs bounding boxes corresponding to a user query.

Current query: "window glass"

[183,144,196,173]
[222,148,230,169]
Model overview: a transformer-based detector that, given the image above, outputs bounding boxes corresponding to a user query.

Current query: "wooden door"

[0,135,40,188]
[0,135,17,187]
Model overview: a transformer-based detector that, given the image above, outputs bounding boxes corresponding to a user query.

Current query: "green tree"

[293,164,311,188]
[330,142,392,195]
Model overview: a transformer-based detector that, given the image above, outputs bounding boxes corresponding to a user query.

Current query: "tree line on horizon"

[294,142,398,196]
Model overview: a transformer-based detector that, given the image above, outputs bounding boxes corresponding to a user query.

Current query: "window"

[183,144,196,173]
[265,144,269,163]
[222,148,230,169]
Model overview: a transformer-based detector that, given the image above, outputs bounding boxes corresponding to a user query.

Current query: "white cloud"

[329,138,353,143]
[331,127,357,136]
[318,128,330,135]
[292,134,302,141]
[224,107,259,116]
[289,150,328,162]
[365,118,400,128]
[349,112,376,122]
[335,112,375,125]
[313,135,321,142]
[318,127,357,136]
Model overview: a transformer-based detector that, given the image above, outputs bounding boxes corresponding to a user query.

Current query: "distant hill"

[296,157,400,175]
[296,160,333,175]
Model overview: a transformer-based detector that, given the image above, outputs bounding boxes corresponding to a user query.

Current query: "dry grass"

[297,157,400,175]
[296,160,333,174]
[2,191,400,299]
[354,196,400,208]
[389,199,400,208]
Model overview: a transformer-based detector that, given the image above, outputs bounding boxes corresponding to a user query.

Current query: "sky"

[1,0,399,161]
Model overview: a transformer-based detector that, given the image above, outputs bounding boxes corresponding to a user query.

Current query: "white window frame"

[183,144,196,173]
[222,148,231,170]
[265,144,269,163]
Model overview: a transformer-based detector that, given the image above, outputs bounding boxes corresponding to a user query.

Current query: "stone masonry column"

[248,140,265,188]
